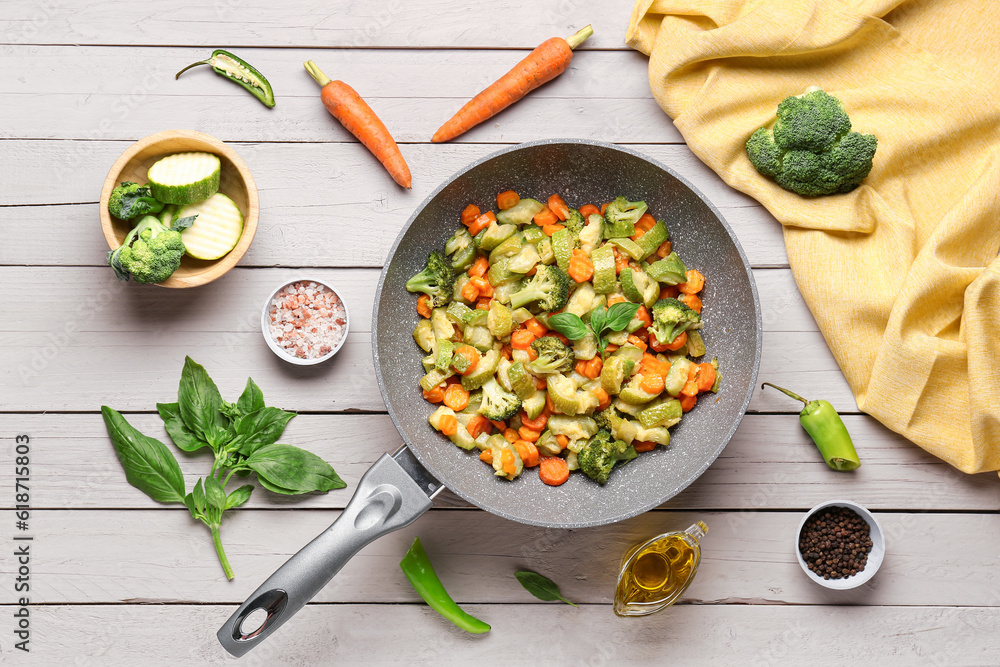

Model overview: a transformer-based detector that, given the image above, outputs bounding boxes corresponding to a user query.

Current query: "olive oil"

[614,521,707,617]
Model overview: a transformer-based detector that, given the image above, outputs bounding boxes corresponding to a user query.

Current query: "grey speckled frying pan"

[219,140,761,656]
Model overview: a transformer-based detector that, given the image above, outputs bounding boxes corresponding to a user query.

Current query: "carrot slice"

[547,194,570,221]
[678,269,705,294]
[513,440,540,468]
[497,190,520,210]
[634,441,656,453]
[461,204,481,227]
[416,294,433,318]
[444,383,470,411]
[538,456,570,486]
[578,204,600,218]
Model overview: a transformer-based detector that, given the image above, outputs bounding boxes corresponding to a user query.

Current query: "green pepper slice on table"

[399,537,491,634]
[762,382,861,471]
[176,49,276,108]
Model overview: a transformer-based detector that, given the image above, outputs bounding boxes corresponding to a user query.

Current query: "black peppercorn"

[799,506,873,580]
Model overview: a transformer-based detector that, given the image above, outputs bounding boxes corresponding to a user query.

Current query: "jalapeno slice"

[176,49,276,108]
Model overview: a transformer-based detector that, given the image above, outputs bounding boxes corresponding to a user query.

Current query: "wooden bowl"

[99,129,259,288]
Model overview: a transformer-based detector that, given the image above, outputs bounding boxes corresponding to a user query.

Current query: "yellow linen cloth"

[627,0,1000,474]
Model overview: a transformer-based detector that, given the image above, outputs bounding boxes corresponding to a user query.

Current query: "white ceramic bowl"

[795,499,885,590]
[260,277,350,365]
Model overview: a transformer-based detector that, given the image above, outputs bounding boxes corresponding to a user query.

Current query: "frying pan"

[218,139,762,656]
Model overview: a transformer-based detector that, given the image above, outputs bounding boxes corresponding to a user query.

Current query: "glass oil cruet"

[613,521,708,617]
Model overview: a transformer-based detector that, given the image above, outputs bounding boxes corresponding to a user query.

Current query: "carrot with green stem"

[303,60,412,188]
[432,25,594,143]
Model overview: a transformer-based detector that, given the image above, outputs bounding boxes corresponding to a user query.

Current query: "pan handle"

[216,452,436,657]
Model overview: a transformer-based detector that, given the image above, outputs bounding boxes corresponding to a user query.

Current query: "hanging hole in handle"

[240,608,268,637]
[233,588,288,642]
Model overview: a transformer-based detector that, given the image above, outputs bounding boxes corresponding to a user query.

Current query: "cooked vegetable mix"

[176,49,276,108]
[411,190,721,486]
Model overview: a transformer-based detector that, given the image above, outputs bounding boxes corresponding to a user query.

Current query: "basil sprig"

[102,357,345,580]
[515,570,578,607]
[547,301,642,358]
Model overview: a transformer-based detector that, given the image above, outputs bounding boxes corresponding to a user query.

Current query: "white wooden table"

[2,2,998,664]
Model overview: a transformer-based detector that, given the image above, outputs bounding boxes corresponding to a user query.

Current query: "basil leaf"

[192,478,207,516]
[236,377,266,416]
[170,215,198,231]
[225,485,254,510]
[589,306,607,336]
[178,357,229,448]
[204,476,227,523]
[182,492,198,519]
[244,444,346,494]
[514,570,578,607]
[233,407,296,455]
[605,301,642,332]
[156,402,209,452]
[102,406,185,504]
[547,313,590,341]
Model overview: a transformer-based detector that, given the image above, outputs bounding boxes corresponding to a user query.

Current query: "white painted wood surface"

[1,1,997,664]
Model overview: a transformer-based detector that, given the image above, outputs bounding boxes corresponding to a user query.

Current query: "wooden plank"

[3,413,994,512]
[0,47,663,144]
[2,509,998,607]
[0,0,634,49]
[0,267,846,412]
[3,603,997,667]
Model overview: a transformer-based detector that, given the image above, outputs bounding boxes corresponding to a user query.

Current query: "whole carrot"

[304,60,411,188]
[432,25,593,143]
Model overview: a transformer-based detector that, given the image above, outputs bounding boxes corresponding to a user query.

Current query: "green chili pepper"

[176,49,276,108]
[761,383,861,471]
[399,537,491,634]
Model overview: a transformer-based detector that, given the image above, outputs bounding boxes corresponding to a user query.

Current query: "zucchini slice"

[176,193,244,260]
[147,152,221,205]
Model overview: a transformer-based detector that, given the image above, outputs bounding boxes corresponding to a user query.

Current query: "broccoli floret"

[746,88,877,197]
[478,378,522,421]
[108,181,165,220]
[406,250,455,308]
[563,208,586,238]
[578,429,634,485]
[650,297,702,345]
[528,336,574,375]
[508,264,569,312]
[603,197,648,237]
[106,215,186,284]
[592,406,616,432]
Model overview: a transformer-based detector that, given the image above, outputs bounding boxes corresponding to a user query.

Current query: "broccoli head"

[578,429,635,485]
[107,215,186,284]
[603,197,648,237]
[528,336,574,375]
[108,182,165,220]
[508,264,569,312]
[650,297,702,345]
[406,250,455,308]
[746,88,877,197]
[563,208,586,237]
[592,405,617,432]
[478,377,522,421]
